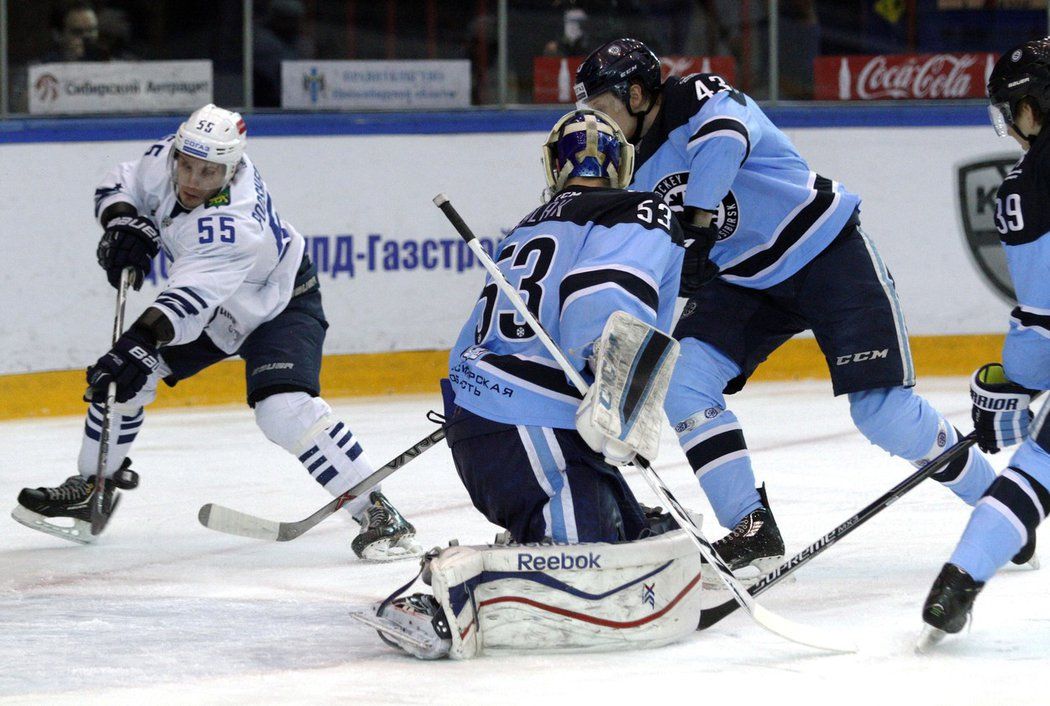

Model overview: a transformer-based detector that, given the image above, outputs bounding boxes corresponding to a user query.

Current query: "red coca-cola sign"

[533,55,737,104]
[814,52,998,100]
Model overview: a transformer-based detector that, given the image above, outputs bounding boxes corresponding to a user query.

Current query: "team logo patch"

[206,188,231,208]
[653,172,739,240]
[956,156,1019,303]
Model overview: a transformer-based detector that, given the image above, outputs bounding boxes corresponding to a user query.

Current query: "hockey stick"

[198,422,446,541]
[88,266,134,536]
[698,431,979,630]
[435,193,854,653]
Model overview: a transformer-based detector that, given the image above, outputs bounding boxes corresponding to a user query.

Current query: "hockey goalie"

[352,108,705,658]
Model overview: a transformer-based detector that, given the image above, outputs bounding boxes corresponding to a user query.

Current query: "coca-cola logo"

[856,54,978,99]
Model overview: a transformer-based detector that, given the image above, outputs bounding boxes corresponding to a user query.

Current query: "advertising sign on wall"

[814,53,997,100]
[281,60,471,109]
[28,61,212,115]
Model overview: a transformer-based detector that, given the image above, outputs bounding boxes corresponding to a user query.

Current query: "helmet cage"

[541,109,635,194]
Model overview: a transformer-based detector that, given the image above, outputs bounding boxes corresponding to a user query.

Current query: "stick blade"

[752,604,857,654]
[198,503,280,541]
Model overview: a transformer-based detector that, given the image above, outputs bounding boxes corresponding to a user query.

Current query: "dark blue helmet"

[542,109,635,194]
[988,38,1050,137]
[573,38,662,106]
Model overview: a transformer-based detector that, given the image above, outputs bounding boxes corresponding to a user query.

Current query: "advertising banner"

[28,61,212,115]
[814,52,997,100]
[533,55,737,104]
[281,60,471,109]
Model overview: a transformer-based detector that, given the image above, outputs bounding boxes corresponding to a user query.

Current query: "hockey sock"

[849,387,995,505]
[76,403,143,476]
[255,392,376,517]
[675,408,760,528]
[949,469,1049,582]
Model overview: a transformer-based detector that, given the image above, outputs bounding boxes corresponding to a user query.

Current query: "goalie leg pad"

[426,530,703,658]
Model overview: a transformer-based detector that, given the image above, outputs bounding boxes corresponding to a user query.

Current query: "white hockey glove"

[576,385,636,466]
[970,362,1036,454]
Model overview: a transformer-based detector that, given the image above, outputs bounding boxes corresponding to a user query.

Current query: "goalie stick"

[198,420,446,541]
[698,432,979,630]
[435,193,854,654]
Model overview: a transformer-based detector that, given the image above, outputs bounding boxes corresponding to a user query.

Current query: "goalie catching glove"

[574,311,680,466]
[970,363,1036,453]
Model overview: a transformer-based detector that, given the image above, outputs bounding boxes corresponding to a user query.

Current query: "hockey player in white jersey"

[918,40,1050,649]
[12,104,420,561]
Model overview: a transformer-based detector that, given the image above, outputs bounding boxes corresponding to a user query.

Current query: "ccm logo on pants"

[836,349,888,366]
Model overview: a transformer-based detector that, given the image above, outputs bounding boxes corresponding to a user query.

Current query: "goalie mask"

[541,109,635,196]
[170,103,247,202]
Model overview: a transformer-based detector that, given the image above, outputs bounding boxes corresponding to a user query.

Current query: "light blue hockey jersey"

[631,75,862,289]
[989,135,1050,390]
[449,186,684,428]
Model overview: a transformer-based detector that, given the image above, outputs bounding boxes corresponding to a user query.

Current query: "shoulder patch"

[205,188,231,209]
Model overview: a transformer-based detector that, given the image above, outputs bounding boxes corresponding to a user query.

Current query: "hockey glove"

[97,215,160,291]
[575,385,636,466]
[970,363,1036,454]
[85,326,160,404]
[679,220,719,298]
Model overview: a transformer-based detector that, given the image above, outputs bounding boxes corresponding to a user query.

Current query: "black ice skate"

[11,459,139,544]
[352,491,422,561]
[916,563,985,652]
[1011,534,1039,569]
[707,485,786,580]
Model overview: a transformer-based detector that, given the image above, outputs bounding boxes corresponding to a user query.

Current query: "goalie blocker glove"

[97,215,160,290]
[970,363,1036,454]
[85,325,161,404]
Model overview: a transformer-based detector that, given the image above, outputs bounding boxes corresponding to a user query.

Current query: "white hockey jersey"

[93,135,305,353]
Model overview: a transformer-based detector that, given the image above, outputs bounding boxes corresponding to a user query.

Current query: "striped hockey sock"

[297,420,377,517]
[76,403,143,476]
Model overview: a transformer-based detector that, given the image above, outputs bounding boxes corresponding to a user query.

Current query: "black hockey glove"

[84,326,160,404]
[678,220,720,298]
[970,362,1037,454]
[96,215,160,291]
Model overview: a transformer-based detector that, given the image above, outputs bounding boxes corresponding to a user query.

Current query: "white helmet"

[172,103,247,186]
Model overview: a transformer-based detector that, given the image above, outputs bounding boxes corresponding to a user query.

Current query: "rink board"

[0,106,1014,417]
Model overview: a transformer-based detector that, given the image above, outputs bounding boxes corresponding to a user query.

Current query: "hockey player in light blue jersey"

[575,38,996,574]
[918,40,1050,649]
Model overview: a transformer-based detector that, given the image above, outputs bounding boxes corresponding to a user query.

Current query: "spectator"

[253,0,306,108]
[543,8,589,57]
[40,1,103,63]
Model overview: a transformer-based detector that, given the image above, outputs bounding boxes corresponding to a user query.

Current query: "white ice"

[2,378,1047,705]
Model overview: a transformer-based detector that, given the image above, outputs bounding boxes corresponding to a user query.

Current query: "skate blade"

[10,505,96,545]
[357,536,424,563]
[915,625,947,654]
[348,608,431,650]
[702,556,792,590]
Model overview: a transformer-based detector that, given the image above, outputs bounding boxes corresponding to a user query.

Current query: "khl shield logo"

[957,156,1018,303]
[303,67,326,105]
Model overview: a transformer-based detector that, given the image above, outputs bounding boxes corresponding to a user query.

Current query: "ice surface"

[2,379,1047,705]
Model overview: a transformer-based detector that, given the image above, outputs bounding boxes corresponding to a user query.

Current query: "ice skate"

[703,485,785,586]
[352,491,422,561]
[1011,534,1040,570]
[11,459,139,544]
[916,563,985,652]
[351,592,452,660]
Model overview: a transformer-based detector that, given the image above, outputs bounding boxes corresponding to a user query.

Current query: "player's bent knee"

[848,387,915,444]
[426,530,703,658]
[254,391,332,453]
